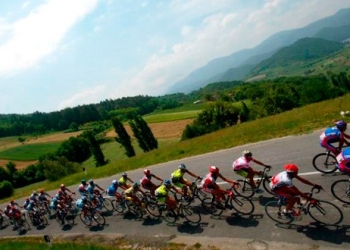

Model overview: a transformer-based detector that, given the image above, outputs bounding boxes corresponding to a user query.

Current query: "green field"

[0,142,62,161]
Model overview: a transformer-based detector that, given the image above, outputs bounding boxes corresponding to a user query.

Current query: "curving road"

[1,130,350,249]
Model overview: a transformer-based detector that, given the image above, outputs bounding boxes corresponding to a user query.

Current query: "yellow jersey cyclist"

[155,179,183,212]
[170,163,201,198]
[124,182,146,208]
[119,172,134,190]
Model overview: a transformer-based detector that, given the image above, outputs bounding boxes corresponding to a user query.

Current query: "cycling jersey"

[320,127,343,144]
[201,173,218,190]
[270,171,293,190]
[171,169,184,183]
[232,156,253,171]
[124,186,137,196]
[76,199,85,210]
[336,147,350,174]
[119,176,127,185]
[140,175,152,188]
[107,184,119,196]
[154,184,169,197]
[77,184,87,196]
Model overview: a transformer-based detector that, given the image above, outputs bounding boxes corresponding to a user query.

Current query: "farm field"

[0,119,193,170]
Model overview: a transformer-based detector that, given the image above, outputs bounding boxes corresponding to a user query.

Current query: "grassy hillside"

[2,93,350,203]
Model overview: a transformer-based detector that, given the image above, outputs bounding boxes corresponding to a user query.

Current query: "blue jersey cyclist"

[106,180,122,202]
[320,120,350,156]
[336,147,350,175]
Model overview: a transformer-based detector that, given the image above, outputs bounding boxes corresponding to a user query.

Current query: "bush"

[0,181,14,199]
[42,156,81,181]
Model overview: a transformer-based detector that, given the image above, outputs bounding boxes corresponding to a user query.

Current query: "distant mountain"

[168,7,350,93]
[313,25,350,42]
[251,37,344,74]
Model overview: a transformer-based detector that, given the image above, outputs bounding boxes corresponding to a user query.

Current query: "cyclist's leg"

[211,188,226,203]
[165,196,177,210]
[274,187,298,211]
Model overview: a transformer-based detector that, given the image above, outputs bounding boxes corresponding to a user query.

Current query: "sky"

[0,0,350,114]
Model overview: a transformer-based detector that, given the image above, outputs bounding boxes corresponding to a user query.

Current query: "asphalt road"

[1,129,350,249]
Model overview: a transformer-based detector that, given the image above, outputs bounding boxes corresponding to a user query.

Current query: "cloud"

[58,85,106,110]
[0,0,99,76]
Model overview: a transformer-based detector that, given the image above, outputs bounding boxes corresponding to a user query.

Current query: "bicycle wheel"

[163,209,177,224]
[201,197,223,216]
[112,200,126,213]
[265,200,293,224]
[79,213,92,226]
[0,216,10,229]
[65,212,75,227]
[92,212,106,226]
[182,205,201,224]
[307,200,343,225]
[233,180,254,198]
[55,213,65,226]
[195,187,208,202]
[230,196,255,215]
[39,215,48,226]
[145,202,162,219]
[331,179,350,204]
[102,198,114,212]
[312,153,338,174]
[262,177,274,196]
[127,203,143,219]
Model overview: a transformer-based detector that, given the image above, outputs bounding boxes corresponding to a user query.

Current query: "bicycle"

[201,184,255,216]
[173,177,208,205]
[331,176,350,204]
[0,212,10,229]
[13,213,31,232]
[312,150,338,174]
[55,205,75,227]
[265,187,343,225]
[79,206,106,227]
[146,200,201,224]
[28,207,48,227]
[233,166,274,198]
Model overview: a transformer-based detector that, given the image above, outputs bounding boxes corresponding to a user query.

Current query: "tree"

[82,131,108,167]
[111,117,135,157]
[129,115,158,152]
[56,137,91,163]
[0,181,14,199]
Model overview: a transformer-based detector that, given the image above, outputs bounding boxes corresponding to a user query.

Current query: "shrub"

[0,181,14,199]
[42,156,81,181]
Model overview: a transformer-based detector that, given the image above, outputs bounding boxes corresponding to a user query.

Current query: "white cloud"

[58,85,106,110]
[0,0,99,76]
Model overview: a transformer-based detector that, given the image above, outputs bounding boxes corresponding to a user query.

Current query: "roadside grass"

[143,110,200,123]
[1,93,350,203]
[0,142,62,161]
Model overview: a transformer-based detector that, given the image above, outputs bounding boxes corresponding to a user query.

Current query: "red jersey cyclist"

[270,164,322,215]
[140,169,163,196]
[233,150,271,193]
[201,166,237,208]
[320,120,350,156]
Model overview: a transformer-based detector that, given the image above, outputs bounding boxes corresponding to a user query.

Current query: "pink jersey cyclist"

[140,169,163,196]
[336,147,350,174]
[320,120,350,156]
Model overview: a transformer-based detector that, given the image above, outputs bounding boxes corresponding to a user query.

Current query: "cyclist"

[202,166,237,208]
[59,184,75,196]
[140,169,163,196]
[106,180,123,202]
[124,182,146,208]
[270,164,322,215]
[119,172,133,190]
[336,147,350,174]
[25,200,37,219]
[77,179,88,196]
[76,196,92,216]
[29,191,39,203]
[171,163,201,197]
[38,189,52,203]
[233,150,271,193]
[320,120,350,156]
[155,179,183,211]
[22,198,31,210]
[87,179,105,208]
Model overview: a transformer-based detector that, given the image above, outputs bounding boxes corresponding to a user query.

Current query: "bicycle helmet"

[10,200,14,204]
[163,179,171,185]
[88,179,94,184]
[81,196,87,201]
[334,120,347,131]
[6,204,11,209]
[112,179,118,185]
[242,150,252,157]
[32,191,38,196]
[178,163,186,170]
[144,169,150,175]
[39,189,44,193]
[60,184,65,188]
[284,164,299,174]
[122,172,127,177]
[209,166,219,174]
[133,182,140,188]
[81,179,86,185]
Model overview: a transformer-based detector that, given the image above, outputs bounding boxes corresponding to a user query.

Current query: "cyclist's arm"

[171,186,184,195]
[343,132,350,140]
[152,174,163,181]
[289,186,309,200]
[187,170,200,179]
[218,173,236,185]
[295,175,320,188]
[127,177,134,183]
[252,159,270,168]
